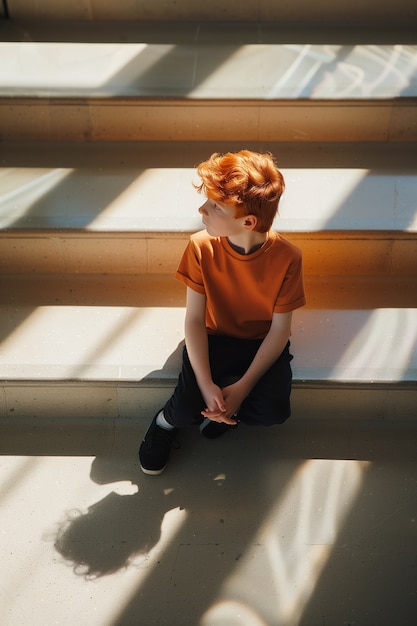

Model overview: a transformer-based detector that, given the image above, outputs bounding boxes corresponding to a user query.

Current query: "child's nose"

[198,202,209,216]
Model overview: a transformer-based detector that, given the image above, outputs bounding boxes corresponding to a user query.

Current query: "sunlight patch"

[202,459,370,626]
[0,168,73,228]
[0,43,148,92]
[279,168,368,229]
[332,309,417,381]
[201,599,269,626]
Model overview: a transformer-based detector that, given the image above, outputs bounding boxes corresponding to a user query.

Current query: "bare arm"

[237,310,292,392]
[184,287,237,424]
[201,311,292,422]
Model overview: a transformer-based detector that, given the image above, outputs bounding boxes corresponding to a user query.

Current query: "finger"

[214,399,227,412]
[202,402,226,417]
[218,415,238,425]
[201,410,238,424]
[201,408,225,419]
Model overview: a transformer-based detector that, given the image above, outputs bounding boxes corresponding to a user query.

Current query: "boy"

[139,150,305,475]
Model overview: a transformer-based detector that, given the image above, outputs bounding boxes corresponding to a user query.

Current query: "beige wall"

[5,0,417,22]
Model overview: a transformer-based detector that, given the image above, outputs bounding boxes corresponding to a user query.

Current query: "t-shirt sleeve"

[273,253,306,313]
[175,239,206,295]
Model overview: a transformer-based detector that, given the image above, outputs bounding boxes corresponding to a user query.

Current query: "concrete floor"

[1,417,416,626]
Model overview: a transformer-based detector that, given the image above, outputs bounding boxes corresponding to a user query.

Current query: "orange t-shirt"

[175,230,306,340]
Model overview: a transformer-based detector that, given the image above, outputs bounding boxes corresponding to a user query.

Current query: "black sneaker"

[200,418,238,439]
[139,413,178,475]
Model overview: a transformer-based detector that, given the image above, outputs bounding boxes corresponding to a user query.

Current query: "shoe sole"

[140,463,166,475]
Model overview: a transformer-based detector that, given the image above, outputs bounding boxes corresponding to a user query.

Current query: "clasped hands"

[200,380,247,425]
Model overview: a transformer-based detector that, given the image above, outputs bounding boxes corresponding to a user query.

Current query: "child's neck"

[227,231,269,255]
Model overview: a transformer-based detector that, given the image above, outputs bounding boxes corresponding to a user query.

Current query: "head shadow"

[53,424,299,582]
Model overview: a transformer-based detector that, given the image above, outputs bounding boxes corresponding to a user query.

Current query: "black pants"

[164,335,293,428]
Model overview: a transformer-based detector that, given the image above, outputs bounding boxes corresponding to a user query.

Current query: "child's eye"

[208,199,222,212]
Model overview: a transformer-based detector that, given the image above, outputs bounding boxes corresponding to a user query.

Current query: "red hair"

[195,150,285,232]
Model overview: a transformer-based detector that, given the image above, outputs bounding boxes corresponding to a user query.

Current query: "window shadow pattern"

[50,419,417,625]
[0,41,416,98]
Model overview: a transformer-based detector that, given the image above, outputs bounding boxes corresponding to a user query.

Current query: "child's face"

[198,197,244,237]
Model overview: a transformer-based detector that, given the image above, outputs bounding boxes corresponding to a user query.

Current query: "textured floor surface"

[1,417,416,625]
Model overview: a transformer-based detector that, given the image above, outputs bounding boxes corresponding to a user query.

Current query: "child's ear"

[243,215,258,230]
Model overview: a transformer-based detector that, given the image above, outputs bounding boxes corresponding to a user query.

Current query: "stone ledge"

[1,142,416,231]
[2,20,417,43]
[1,305,415,419]
[1,273,417,309]
[4,2,417,22]
[0,306,415,383]
[2,98,416,142]
[2,41,416,100]
[2,233,416,278]
[1,380,416,422]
